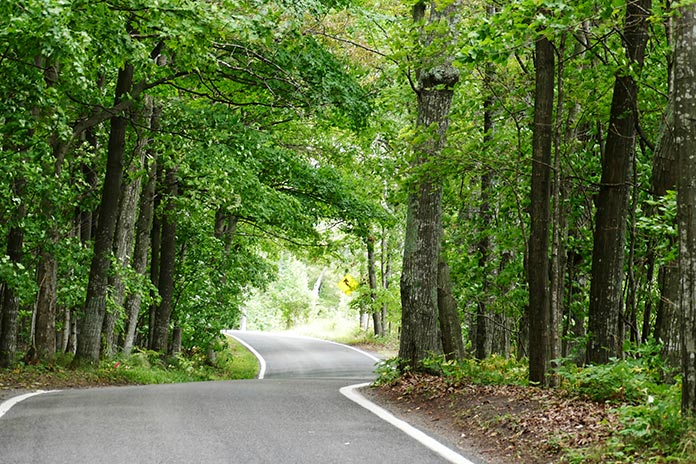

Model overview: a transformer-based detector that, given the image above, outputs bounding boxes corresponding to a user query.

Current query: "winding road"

[0,331,476,464]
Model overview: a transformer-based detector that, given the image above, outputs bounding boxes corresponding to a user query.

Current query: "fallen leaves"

[374,372,620,464]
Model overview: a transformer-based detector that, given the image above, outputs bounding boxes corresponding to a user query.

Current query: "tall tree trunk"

[74,64,134,366]
[652,99,680,365]
[625,154,640,344]
[34,245,58,362]
[674,0,696,414]
[66,127,100,355]
[123,102,161,356]
[150,165,178,353]
[32,62,63,363]
[380,228,391,333]
[549,34,569,386]
[0,177,26,367]
[398,0,460,367]
[587,0,650,364]
[528,34,554,385]
[102,98,155,357]
[475,61,494,360]
[367,236,383,336]
[438,254,464,361]
[148,163,163,348]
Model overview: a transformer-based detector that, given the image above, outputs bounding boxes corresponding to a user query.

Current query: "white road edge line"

[236,330,383,362]
[0,390,58,420]
[224,331,267,379]
[340,383,476,464]
[306,337,381,362]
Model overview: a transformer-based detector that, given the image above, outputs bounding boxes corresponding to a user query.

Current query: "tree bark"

[123,102,161,356]
[674,0,696,414]
[74,64,134,366]
[380,228,391,333]
[438,254,464,361]
[398,0,460,368]
[367,236,383,336]
[528,34,554,385]
[150,165,178,353]
[102,97,155,357]
[0,177,26,367]
[148,164,163,348]
[651,99,680,365]
[32,71,63,363]
[548,35,569,386]
[475,64,494,360]
[587,0,650,364]
[34,248,57,362]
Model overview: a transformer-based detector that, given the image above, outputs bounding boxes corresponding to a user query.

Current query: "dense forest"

[3,0,696,416]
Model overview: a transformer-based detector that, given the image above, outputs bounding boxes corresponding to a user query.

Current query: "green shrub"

[419,354,528,386]
[556,342,674,404]
[373,357,404,386]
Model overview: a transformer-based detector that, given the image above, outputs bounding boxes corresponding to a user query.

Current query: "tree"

[587,0,651,364]
[399,0,461,367]
[528,32,554,385]
[74,64,135,366]
[150,164,178,353]
[674,0,696,415]
[0,177,26,367]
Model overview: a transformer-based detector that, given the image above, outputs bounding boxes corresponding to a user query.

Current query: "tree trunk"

[34,244,58,362]
[367,236,383,336]
[398,0,460,368]
[475,64,494,360]
[528,34,554,385]
[148,165,163,348]
[74,64,134,366]
[438,254,464,361]
[652,99,680,364]
[102,97,155,357]
[587,0,650,364]
[380,228,391,333]
[674,0,696,414]
[123,103,161,356]
[150,165,178,353]
[0,177,26,367]
[548,35,569,386]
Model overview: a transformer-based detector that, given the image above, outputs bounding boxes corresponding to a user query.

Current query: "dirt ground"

[363,372,619,464]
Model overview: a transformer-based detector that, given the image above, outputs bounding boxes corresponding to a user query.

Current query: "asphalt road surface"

[0,331,473,464]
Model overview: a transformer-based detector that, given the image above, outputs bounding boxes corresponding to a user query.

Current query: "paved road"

[0,331,471,464]
[226,330,379,379]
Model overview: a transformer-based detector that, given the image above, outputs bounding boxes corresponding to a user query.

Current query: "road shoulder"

[342,383,490,464]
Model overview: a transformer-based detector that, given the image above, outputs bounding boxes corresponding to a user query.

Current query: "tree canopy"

[3,0,696,421]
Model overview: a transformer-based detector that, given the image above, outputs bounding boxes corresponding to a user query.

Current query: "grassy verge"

[0,335,259,394]
[286,318,399,358]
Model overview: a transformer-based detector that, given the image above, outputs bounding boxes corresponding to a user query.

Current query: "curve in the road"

[226,331,268,378]
[228,330,477,464]
[340,383,476,464]
[0,390,56,420]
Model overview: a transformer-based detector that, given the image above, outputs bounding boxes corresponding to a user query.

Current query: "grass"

[285,317,399,357]
[222,334,260,379]
[0,335,259,394]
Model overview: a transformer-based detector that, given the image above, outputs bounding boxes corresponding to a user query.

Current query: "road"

[0,331,474,464]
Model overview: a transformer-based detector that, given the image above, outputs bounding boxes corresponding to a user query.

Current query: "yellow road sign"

[337,273,359,295]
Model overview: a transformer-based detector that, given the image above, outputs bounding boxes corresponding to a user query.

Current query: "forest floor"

[363,371,620,464]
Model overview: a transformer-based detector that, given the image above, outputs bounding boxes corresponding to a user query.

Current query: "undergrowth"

[375,343,696,463]
[557,343,696,463]
[0,335,258,391]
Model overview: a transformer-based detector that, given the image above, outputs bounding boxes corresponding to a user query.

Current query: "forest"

[3,0,696,442]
